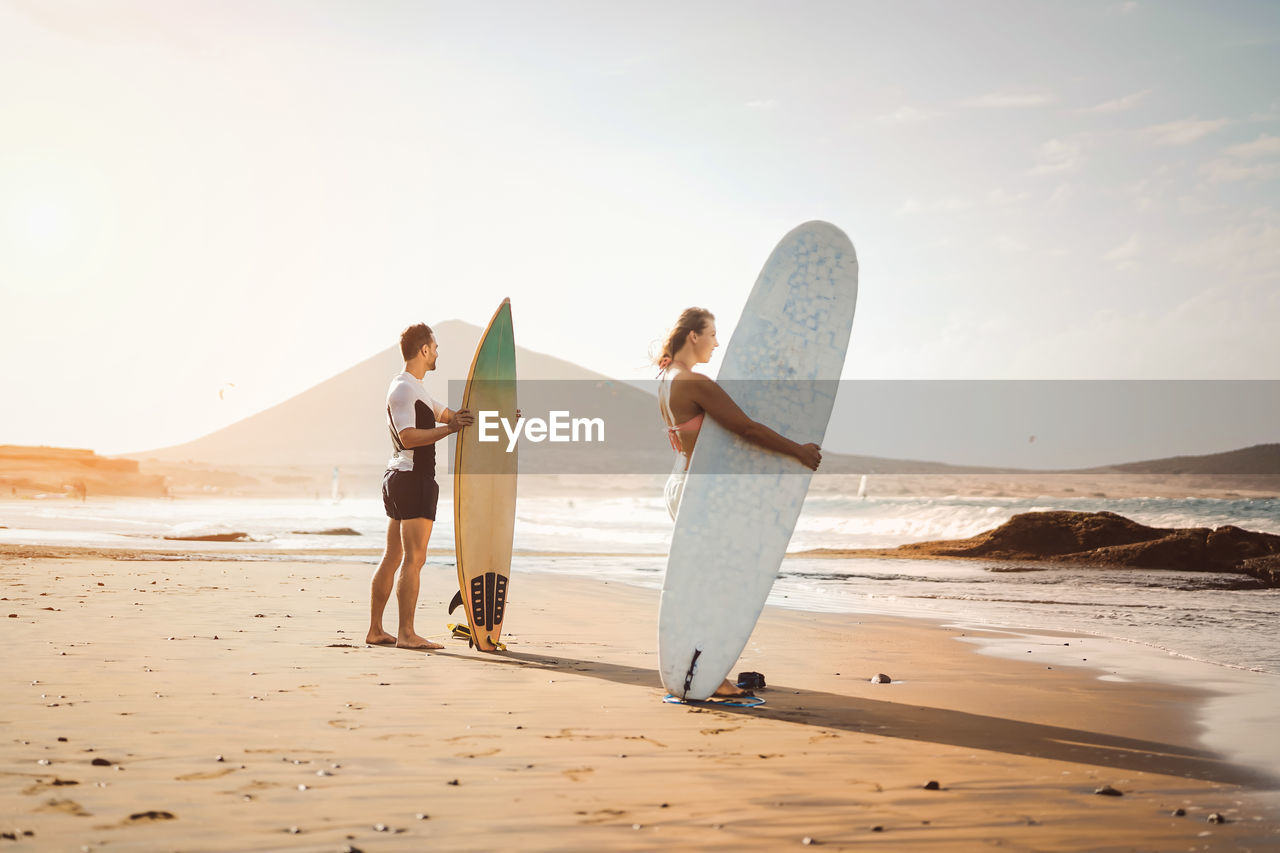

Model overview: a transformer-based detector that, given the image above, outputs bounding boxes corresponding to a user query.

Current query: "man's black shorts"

[382,470,440,521]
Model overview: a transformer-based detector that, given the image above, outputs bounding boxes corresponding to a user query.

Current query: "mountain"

[1085,443,1280,476]
[141,320,656,467]
[140,319,1280,481]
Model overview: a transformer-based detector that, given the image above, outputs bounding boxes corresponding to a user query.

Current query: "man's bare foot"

[712,678,746,698]
[366,630,397,646]
[396,633,444,650]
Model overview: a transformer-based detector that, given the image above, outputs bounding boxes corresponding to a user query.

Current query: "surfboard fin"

[447,590,464,615]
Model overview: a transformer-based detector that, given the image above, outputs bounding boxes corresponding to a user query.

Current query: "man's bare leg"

[396,517,444,650]
[366,519,403,645]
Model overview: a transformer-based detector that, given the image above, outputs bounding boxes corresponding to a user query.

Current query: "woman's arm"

[683,375,821,470]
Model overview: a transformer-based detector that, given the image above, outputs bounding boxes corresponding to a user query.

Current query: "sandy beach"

[2,548,1278,851]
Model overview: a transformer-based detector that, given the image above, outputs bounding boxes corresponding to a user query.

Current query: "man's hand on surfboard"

[448,408,475,433]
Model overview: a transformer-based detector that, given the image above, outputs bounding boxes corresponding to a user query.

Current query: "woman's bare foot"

[366,630,397,646]
[396,632,444,650]
[712,678,746,698]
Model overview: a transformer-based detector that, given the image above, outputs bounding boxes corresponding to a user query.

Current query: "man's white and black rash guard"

[386,372,447,477]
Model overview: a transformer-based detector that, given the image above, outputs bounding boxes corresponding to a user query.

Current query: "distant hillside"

[138,318,1279,480]
[1086,443,1280,476]
[140,320,662,468]
[0,445,167,497]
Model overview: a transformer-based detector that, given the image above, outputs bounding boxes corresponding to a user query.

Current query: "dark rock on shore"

[1242,554,1280,587]
[163,532,250,542]
[897,511,1280,587]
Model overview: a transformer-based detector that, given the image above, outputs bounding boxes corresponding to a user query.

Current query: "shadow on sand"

[431,647,1277,790]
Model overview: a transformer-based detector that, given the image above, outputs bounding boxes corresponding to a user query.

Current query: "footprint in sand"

[22,779,79,795]
[562,767,594,782]
[699,727,740,735]
[35,798,90,816]
[455,749,501,759]
[175,768,237,781]
[327,719,359,730]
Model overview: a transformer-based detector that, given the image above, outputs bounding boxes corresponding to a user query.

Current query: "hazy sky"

[2,0,1277,455]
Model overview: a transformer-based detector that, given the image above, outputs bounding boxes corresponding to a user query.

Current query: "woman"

[657,307,822,522]
[656,308,822,698]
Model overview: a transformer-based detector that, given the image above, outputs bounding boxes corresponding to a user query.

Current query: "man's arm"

[398,409,474,449]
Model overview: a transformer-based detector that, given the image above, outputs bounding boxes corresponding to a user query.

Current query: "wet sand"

[2,549,1278,850]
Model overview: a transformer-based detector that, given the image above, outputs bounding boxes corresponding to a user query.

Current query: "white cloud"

[987,188,1031,205]
[896,198,971,216]
[962,92,1055,109]
[875,106,940,123]
[1202,134,1280,183]
[1202,159,1280,184]
[1104,235,1140,269]
[745,99,777,111]
[1030,138,1083,175]
[1225,134,1280,160]
[994,234,1029,253]
[1082,90,1148,114]
[1049,183,1074,203]
[1114,1,1139,15]
[1173,212,1280,279]
[1144,118,1229,146]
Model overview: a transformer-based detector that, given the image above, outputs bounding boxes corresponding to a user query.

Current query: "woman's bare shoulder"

[671,368,713,385]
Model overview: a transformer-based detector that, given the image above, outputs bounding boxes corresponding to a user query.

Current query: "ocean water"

[2,493,1279,677]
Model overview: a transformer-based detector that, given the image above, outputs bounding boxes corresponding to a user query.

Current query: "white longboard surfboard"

[658,221,858,700]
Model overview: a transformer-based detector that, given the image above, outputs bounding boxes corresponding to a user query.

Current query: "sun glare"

[19,200,67,250]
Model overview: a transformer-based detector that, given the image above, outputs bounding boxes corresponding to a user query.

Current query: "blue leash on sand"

[663,694,766,708]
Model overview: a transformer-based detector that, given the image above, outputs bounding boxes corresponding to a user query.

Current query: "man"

[367,323,474,649]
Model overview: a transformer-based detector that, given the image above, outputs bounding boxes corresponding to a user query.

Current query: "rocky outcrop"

[1242,554,1280,587]
[897,511,1280,586]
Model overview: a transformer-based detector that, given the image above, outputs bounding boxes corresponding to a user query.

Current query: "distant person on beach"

[367,323,474,650]
[655,307,822,695]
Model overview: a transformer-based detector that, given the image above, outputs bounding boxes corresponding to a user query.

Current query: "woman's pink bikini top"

[666,412,704,453]
[659,369,703,454]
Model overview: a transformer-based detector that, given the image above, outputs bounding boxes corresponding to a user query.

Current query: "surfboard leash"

[663,694,766,708]
[681,648,701,698]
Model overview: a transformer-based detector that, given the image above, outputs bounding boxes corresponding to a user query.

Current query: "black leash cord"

[681,648,702,698]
